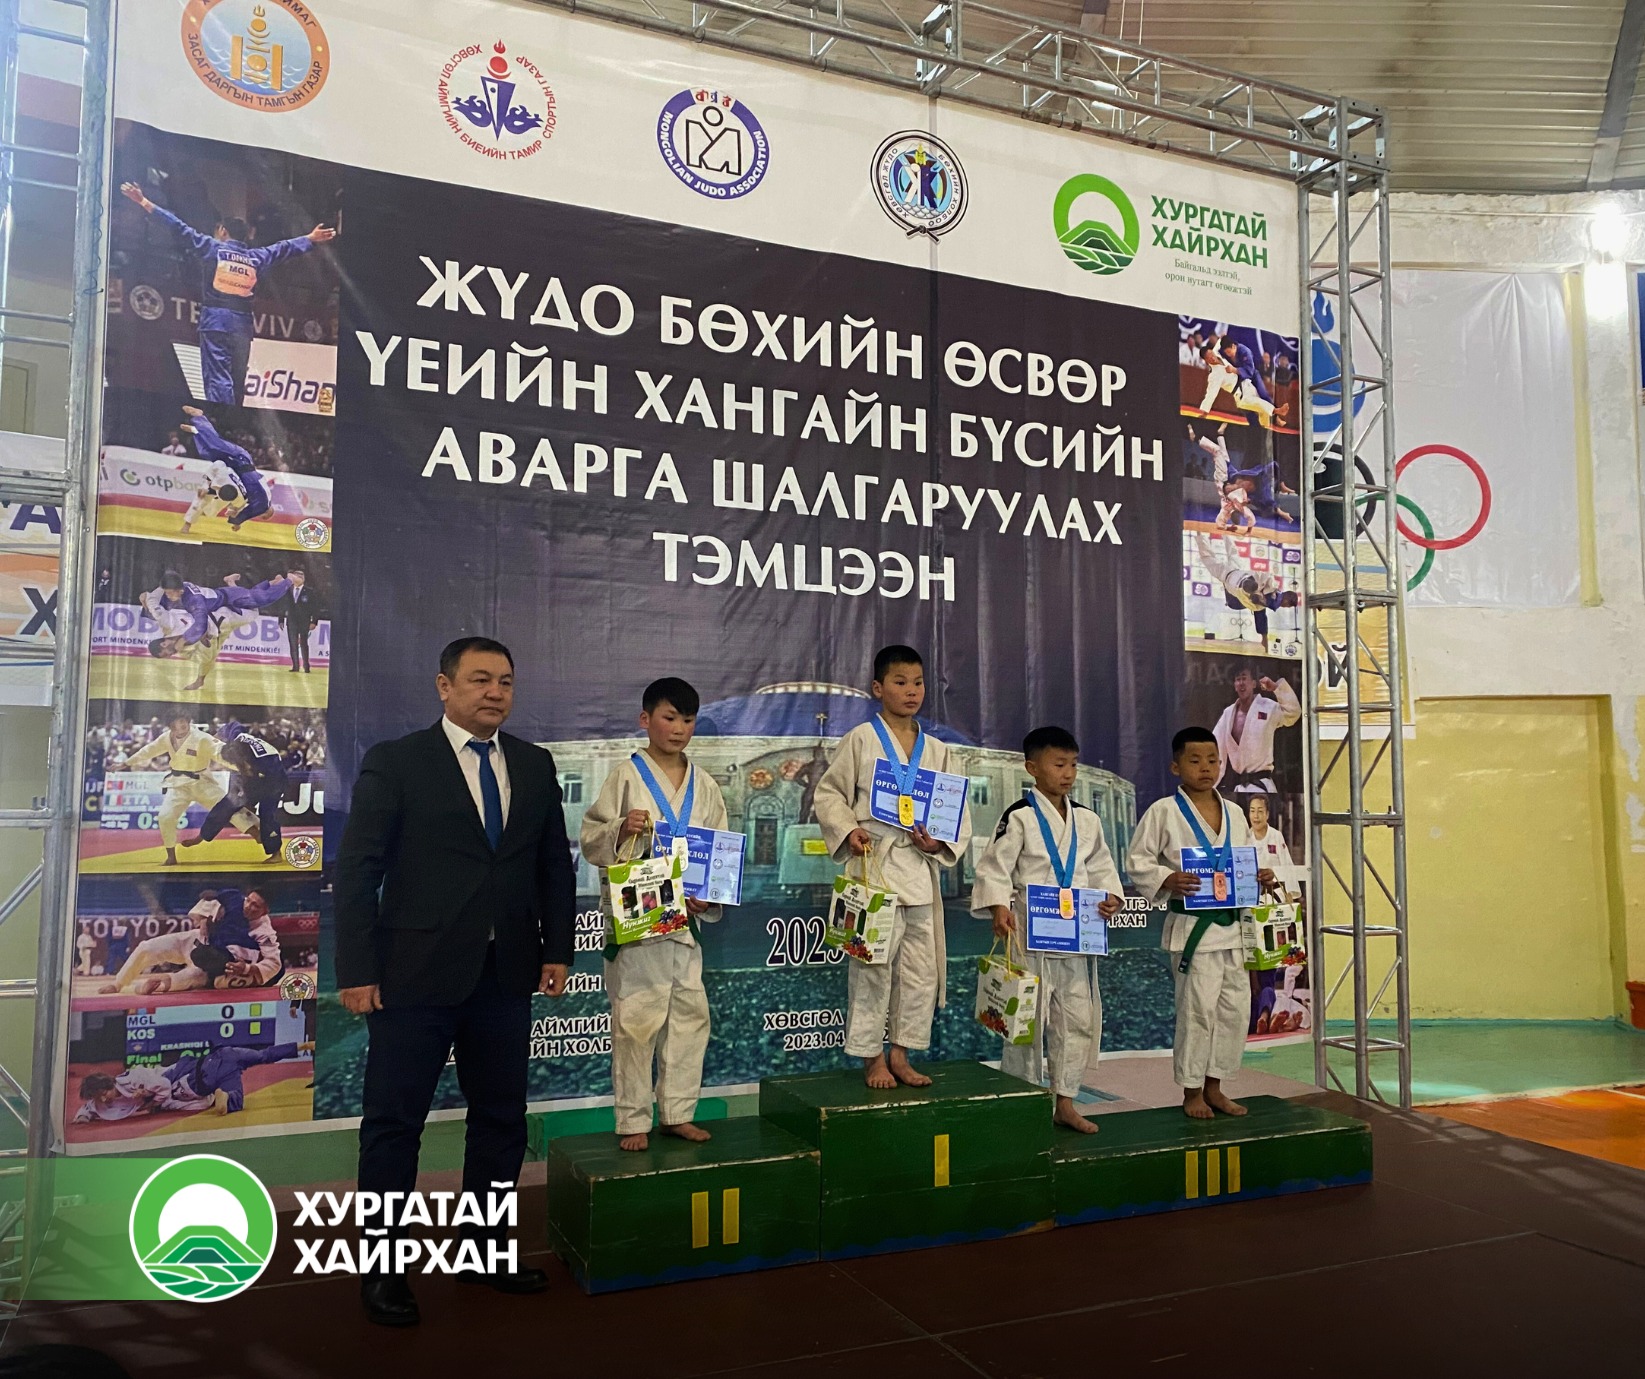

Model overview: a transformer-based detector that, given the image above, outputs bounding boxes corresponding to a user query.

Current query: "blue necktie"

[469,739,503,851]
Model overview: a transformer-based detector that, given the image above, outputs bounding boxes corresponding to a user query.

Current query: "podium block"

[1052,1096,1372,1225]
[545,1117,820,1293]
[759,1061,1054,1258]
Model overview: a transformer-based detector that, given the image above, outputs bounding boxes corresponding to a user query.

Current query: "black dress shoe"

[361,1274,420,1327]
[454,1266,548,1295]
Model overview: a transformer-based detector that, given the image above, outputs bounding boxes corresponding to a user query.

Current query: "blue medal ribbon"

[1174,789,1230,878]
[1027,793,1077,889]
[631,753,694,845]
[870,715,925,810]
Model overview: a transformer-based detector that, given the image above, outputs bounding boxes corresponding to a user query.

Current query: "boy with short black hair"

[1127,726,1275,1119]
[581,677,728,1150]
[814,646,971,1089]
[971,726,1123,1133]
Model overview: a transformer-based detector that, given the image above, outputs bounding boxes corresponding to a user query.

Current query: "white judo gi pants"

[1232,379,1276,426]
[1000,951,1100,1099]
[605,938,711,1135]
[156,773,228,847]
[1172,948,1249,1088]
[1199,362,1238,413]
[845,903,936,1057]
[106,931,205,993]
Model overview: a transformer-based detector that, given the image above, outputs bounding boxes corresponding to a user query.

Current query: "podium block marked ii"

[760,1061,1054,1259]
[545,1117,820,1293]
[1052,1096,1372,1225]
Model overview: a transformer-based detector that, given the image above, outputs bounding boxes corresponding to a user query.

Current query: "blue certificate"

[1024,885,1109,955]
[1180,845,1260,910]
[868,760,968,843]
[653,825,746,905]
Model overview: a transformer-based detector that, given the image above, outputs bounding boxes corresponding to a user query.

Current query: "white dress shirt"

[441,714,512,829]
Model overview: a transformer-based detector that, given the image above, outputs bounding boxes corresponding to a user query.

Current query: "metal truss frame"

[0,0,1407,1248]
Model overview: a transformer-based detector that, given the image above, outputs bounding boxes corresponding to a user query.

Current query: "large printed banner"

[68,0,1309,1148]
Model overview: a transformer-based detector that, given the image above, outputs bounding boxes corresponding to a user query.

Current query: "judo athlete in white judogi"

[120,712,248,865]
[179,457,247,533]
[814,646,971,1089]
[1198,339,1241,415]
[580,677,726,1151]
[1245,796,1299,900]
[971,727,1123,1134]
[1128,727,1276,1119]
[1213,665,1301,811]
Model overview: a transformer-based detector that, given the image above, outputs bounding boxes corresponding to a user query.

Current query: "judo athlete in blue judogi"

[166,1041,311,1114]
[120,181,337,404]
[187,732,290,861]
[146,570,292,692]
[181,406,271,529]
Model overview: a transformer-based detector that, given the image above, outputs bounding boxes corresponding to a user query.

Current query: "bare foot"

[886,1048,931,1088]
[661,1122,711,1142]
[182,677,207,692]
[617,1132,649,1151]
[180,836,203,849]
[1183,1089,1215,1120]
[298,1041,316,1055]
[863,1055,896,1089]
[1254,1010,1271,1035]
[1204,1087,1248,1117]
[161,851,179,867]
[98,984,121,995]
[1053,1096,1098,1134]
[137,977,171,995]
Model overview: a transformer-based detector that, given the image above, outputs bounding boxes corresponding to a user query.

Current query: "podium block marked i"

[545,1117,820,1293]
[1051,1096,1373,1225]
[759,1060,1055,1259]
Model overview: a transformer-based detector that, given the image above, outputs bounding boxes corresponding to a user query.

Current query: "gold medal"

[1058,888,1075,918]
[1213,871,1229,902]
[898,794,916,827]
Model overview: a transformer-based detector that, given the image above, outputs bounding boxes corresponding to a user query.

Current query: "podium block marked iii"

[546,1117,821,1292]
[1051,1096,1372,1225]
[760,1061,1055,1258]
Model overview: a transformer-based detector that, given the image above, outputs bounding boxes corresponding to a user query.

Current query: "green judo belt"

[1171,901,1242,974]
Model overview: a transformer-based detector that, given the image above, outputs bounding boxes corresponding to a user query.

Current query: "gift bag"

[974,936,1040,1047]
[823,847,897,964]
[601,827,691,947]
[1243,894,1304,972]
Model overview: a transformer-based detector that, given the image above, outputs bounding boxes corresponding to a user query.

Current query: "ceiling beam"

[1589,0,1645,187]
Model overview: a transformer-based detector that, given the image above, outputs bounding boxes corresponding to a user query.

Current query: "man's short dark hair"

[78,1073,115,1100]
[1279,591,1301,608]
[1232,661,1259,680]
[147,638,172,658]
[217,215,250,242]
[1172,726,1218,758]
[643,677,699,716]
[439,636,514,678]
[161,570,183,590]
[1024,726,1079,759]
[873,645,923,682]
[217,484,240,502]
[169,711,191,726]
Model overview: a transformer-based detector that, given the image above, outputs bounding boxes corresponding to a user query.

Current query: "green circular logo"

[128,1154,277,1302]
[1053,174,1140,275]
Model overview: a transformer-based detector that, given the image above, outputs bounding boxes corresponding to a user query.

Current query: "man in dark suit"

[335,636,576,1327]
[275,566,317,673]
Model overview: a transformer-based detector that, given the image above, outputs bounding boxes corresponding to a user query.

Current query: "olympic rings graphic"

[1393,444,1492,550]
[1354,493,1436,590]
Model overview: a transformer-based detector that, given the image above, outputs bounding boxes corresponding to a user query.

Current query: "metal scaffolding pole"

[1297,103,1411,1107]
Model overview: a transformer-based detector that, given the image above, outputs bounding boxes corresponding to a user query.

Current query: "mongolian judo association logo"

[180,1,329,113]
[129,1155,277,1302]
[437,41,558,160]
[657,88,770,199]
[871,132,967,238]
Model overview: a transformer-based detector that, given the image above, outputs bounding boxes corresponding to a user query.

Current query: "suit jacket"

[334,721,577,1006]
[277,586,317,632]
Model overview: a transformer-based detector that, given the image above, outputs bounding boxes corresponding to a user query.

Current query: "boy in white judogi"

[971,726,1123,1134]
[814,646,972,1089]
[1128,727,1276,1119]
[122,712,249,866]
[581,677,728,1151]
